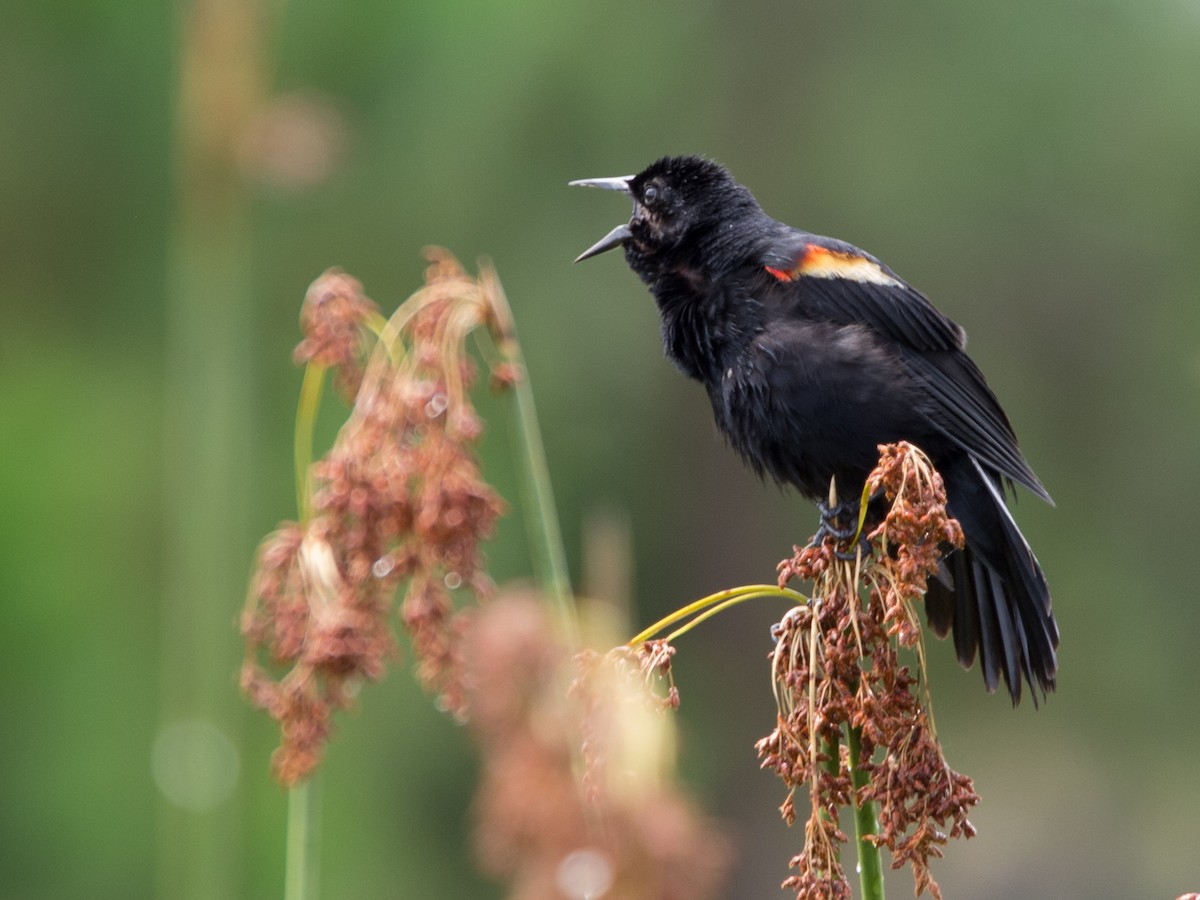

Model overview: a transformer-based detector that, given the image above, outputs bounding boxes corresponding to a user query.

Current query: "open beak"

[569,176,634,194]
[572,223,633,263]
[570,175,635,263]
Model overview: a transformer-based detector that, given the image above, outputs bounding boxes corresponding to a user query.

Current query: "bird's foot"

[811,498,874,560]
[815,498,858,540]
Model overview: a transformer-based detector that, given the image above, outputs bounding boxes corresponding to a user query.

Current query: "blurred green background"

[2,0,1198,897]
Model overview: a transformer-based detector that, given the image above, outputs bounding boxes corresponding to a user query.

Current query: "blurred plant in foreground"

[468,591,729,900]
[240,251,729,900]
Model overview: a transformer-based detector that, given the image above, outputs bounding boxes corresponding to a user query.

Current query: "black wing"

[758,230,1051,502]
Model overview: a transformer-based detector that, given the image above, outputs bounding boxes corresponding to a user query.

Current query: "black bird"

[571,155,1057,703]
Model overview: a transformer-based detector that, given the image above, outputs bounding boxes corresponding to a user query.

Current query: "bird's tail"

[925,456,1058,704]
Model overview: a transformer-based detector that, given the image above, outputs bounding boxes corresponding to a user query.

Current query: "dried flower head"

[242,251,512,784]
[293,268,380,399]
[761,442,977,900]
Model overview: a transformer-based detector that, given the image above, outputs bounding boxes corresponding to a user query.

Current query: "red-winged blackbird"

[571,155,1057,704]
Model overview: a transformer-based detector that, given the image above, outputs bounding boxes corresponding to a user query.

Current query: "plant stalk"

[847,724,885,900]
[509,354,578,646]
[284,779,320,900]
[629,585,807,646]
[294,362,327,523]
[483,268,578,646]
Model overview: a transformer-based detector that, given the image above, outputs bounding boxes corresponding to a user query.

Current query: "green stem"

[509,351,577,646]
[284,779,319,900]
[294,362,327,523]
[821,733,840,781]
[818,732,841,842]
[283,366,327,900]
[484,269,578,646]
[847,725,885,900]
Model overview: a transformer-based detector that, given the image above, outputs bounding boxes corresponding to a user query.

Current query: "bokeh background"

[3,0,1198,897]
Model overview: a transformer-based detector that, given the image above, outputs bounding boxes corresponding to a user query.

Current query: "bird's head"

[571,156,763,284]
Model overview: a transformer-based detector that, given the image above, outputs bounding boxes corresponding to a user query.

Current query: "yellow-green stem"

[629,585,807,646]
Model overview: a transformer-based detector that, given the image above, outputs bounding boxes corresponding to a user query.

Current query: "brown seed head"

[764,442,976,899]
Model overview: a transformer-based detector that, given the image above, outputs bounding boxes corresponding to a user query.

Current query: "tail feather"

[926,455,1058,704]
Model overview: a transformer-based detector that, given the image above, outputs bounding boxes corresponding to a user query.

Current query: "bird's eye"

[642,184,659,206]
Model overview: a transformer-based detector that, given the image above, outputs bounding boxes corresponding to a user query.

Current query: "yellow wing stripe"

[766,244,902,288]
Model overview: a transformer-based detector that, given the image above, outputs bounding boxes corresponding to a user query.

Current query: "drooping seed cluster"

[241,252,507,784]
[761,442,978,900]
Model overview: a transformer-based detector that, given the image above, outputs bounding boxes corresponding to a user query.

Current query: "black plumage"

[571,155,1058,703]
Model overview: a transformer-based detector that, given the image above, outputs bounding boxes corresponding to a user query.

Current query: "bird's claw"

[810,498,872,559]
[814,497,858,539]
[814,500,857,541]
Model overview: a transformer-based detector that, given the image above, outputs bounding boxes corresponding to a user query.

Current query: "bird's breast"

[708,323,926,498]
